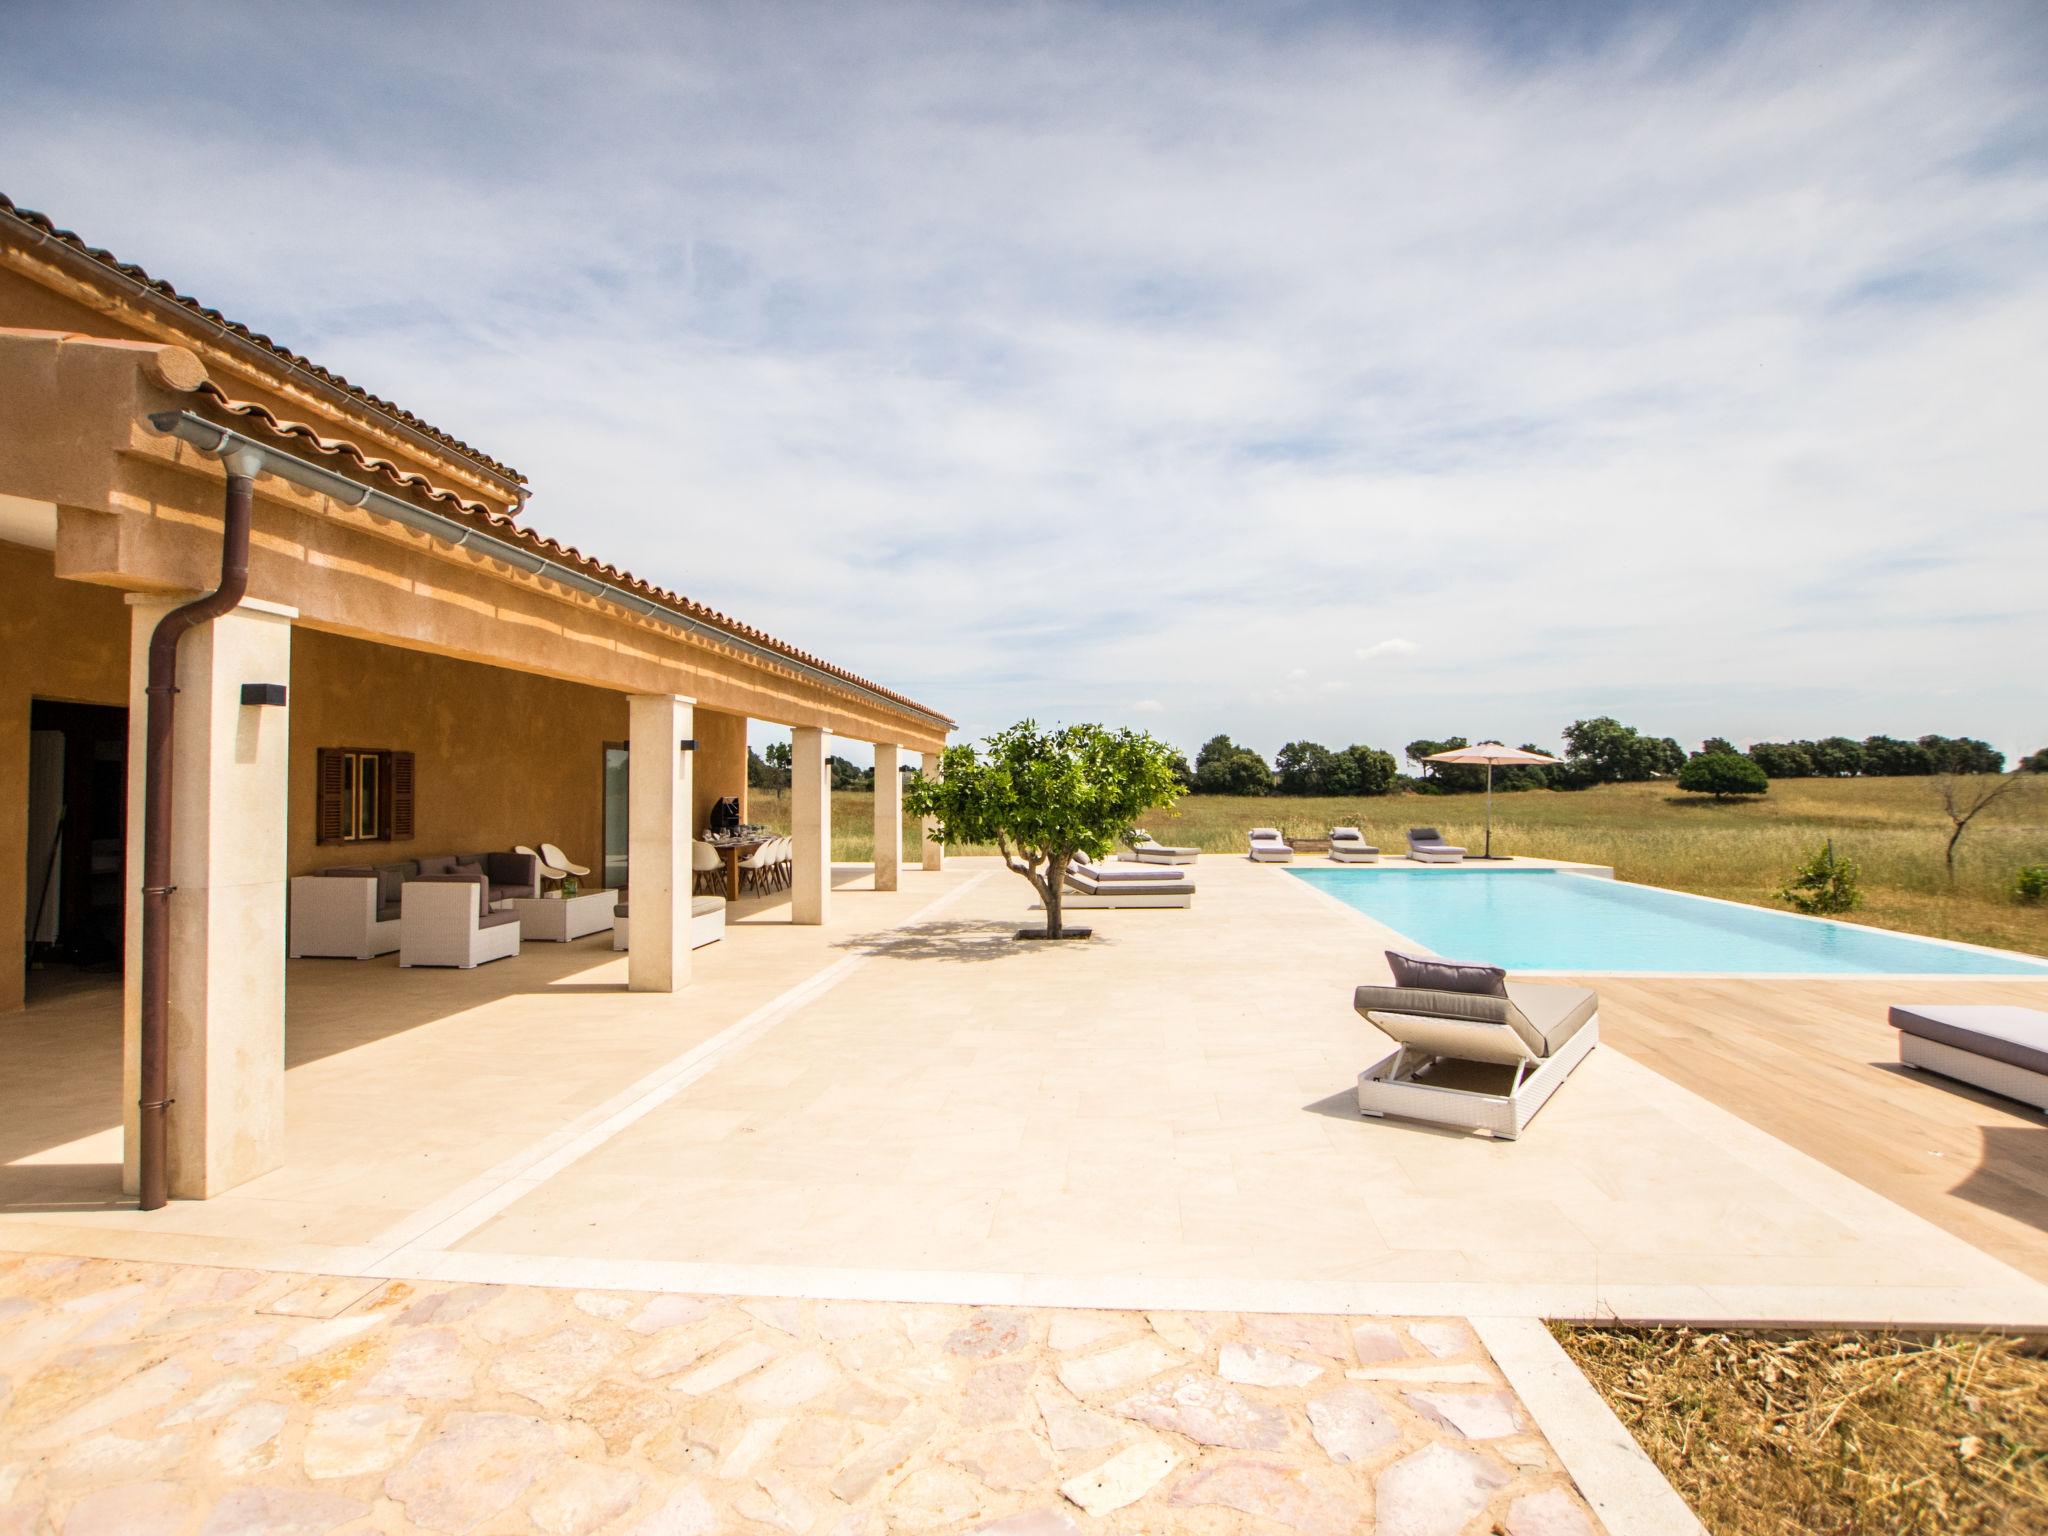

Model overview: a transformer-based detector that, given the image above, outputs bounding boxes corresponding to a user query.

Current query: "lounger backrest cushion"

[1386,951,1506,997]
[1331,828,1363,840]
[1409,828,1442,842]
[1250,828,1282,840]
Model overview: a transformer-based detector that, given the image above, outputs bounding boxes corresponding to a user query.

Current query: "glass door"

[602,743,629,891]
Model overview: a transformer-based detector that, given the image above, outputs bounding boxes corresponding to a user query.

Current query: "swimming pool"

[1288,867,2048,976]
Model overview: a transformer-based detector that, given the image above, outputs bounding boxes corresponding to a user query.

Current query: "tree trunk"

[1946,822,1964,881]
[1045,853,1067,937]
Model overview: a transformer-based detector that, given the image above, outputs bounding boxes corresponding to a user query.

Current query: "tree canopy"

[1192,734,1274,795]
[905,721,1185,937]
[1676,751,1769,800]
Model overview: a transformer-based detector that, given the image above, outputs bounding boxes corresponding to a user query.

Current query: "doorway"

[24,699,128,991]
[602,741,629,891]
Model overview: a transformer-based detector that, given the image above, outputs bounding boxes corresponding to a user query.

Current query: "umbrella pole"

[1485,763,1494,859]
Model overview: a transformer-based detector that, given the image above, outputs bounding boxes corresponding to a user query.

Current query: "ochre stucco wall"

[0,542,132,1009]
[693,709,750,834]
[288,628,628,881]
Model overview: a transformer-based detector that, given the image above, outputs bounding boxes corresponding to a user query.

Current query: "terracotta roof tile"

[1,191,525,492]
[186,386,952,728]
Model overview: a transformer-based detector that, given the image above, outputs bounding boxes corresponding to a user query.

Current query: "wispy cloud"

[5,0,2045,759]
[1356,639,1422,663]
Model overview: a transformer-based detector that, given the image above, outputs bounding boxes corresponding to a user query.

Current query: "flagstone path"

[0,1252,1601,1534]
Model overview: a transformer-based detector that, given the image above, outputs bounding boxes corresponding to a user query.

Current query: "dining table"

[703,833,773,901]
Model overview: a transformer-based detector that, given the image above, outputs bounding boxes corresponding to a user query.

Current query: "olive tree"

[905,721,1185,938]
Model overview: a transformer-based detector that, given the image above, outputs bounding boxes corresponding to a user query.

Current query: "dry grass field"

[1559,1327,2048,1536]
[751,775,2048,956]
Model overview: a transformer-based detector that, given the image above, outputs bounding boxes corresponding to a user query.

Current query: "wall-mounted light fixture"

[240,683,287,707]
[678,738,698,752]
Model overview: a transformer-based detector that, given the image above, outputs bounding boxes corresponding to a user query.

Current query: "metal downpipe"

[138,445,262,1210]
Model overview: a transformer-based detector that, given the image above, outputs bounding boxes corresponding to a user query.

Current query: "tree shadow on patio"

[837,918,1092,963]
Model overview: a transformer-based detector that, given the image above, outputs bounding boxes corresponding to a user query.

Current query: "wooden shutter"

[316,749,345,845]
[387,751,415,840]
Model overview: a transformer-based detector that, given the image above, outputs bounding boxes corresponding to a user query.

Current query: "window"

[317,747,414,845]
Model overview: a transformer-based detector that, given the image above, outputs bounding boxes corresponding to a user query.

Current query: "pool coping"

[1284,859,2048,978]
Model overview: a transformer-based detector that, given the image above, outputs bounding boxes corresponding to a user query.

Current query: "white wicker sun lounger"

[1354,953,1598,1138]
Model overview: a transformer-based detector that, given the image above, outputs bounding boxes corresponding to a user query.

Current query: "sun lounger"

[1353,951,1598,1138]
[1071,850,1192,882]
[1406,827,1465,863]
[1043,865,1194,908]
[1124,836,1200,865]
[1329,827,1379,864]
[1248,827,1294,863]
[1889,1004,2048,1113]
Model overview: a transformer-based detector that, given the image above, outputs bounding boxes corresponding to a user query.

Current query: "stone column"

[122,595,294,1199]
[873,743,902,892]
[628,693,694,992]
[920,748,945,871]
[791,725,831,924]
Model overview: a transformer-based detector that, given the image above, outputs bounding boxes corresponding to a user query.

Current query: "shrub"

[2017,866,2048,904]
[1778,839,1863,914]
[1676,752,1769,801]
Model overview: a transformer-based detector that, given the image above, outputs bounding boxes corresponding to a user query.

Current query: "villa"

[0,192,949,1207]
[5,197,2047,1535]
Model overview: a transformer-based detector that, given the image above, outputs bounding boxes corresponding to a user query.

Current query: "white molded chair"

[693,839,724,895]
[539,842,591,879]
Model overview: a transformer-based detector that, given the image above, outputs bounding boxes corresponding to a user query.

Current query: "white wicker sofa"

[1354,952,1599,1139]
[400,873,522,969]
[1889,1004,2048,1113]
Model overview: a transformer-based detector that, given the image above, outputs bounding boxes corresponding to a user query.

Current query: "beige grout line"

[361,869,997,1267]
[1474,1315,1707,1536]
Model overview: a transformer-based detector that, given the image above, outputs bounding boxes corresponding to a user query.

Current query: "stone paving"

[0,1252,1600,1535]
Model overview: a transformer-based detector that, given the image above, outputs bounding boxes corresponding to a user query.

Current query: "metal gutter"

[144,409,952,733]
[2,201,526,507]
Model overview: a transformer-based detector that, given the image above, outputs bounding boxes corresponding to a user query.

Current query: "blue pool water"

[1288,867,2048,975]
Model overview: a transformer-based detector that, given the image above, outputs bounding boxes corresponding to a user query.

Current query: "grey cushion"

[1387,951,1506,997]
[1889,1005,2048,1078]
[614,901,630,919]
[1409,828,1442,841]
[374,862,414,908]
[1506,982,1598,1057]
[376,902,402,923]
[477,908,520,931]
[318,864,375,878]
[1354,980,1597,1059]
[417,854,459,877]
[453,860,487,883]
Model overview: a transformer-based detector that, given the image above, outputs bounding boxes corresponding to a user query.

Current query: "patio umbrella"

[1420,742,1560,860]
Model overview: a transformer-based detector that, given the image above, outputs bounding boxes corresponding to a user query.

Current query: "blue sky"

[5,0,2045,764]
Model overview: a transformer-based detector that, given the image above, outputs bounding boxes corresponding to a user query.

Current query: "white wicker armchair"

[288,871,400,960]
[399,875,522,969]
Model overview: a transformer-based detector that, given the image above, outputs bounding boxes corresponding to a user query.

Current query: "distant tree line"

[747,744,878,791]
[749,725,2046,800]
[1156,718,2038,796]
